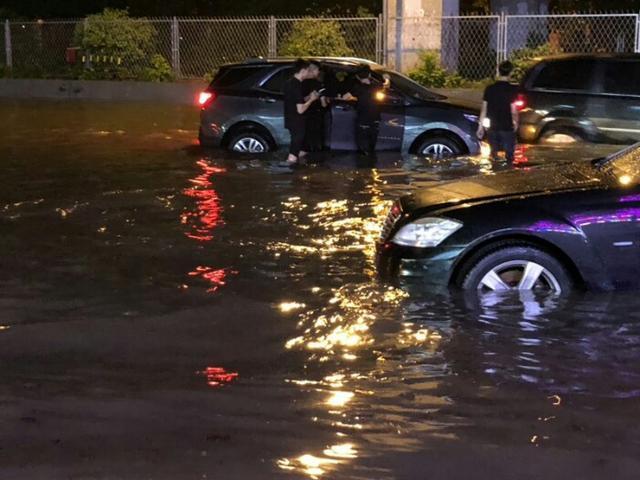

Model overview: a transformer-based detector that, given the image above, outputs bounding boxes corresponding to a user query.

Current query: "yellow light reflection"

[326,390,354,407]
[619,174,633,186]
[279,301,306,313]
[323,443,357,459]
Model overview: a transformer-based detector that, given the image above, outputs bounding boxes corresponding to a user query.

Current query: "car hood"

[403,162,607,213]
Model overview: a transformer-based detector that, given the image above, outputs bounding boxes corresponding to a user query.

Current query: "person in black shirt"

[477,61,519,163]
[302,60,329,152]
[343,67,382,156]
[283,59,320,165]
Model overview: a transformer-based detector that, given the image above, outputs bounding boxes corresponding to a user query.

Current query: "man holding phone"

[283,59,321,165]
[302,60,329,152]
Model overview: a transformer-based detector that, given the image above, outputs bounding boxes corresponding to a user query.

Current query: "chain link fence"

[504,14,638,57]
[1,16,381,80]
[2,14,640,82]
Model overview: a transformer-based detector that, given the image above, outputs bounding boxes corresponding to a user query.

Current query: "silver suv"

[198,57,480,156]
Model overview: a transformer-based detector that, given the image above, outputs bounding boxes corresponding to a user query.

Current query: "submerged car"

[377,143,640,293]
[198,57,480,156]
[518,53,640,145]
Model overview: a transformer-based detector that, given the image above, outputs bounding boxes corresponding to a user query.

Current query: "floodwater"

[2,100,640,480]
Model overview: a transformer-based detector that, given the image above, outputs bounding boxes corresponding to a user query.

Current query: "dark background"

[0,0,634,19]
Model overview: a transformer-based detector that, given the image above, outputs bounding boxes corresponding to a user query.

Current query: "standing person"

[477,61,519,163]
[302,61,329,152]
[283,59,320,165]
[343,67,382,156]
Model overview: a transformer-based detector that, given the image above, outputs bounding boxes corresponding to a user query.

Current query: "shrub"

[279,19,353,57]
[509,43,554,82]
[73,8,173,81]
[407,51,465,88]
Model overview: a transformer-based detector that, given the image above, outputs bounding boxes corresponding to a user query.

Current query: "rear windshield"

[531,59,597,91]
[211,65,271,88]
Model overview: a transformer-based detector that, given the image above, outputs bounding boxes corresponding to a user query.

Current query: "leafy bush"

[73,8,173,81]
[509,43,554,82]
[279,19,353,57]
[407,51,464,88]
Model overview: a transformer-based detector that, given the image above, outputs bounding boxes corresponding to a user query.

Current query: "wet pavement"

[2,100,640,479]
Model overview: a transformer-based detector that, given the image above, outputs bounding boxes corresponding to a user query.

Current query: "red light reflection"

[200,367,239,387]
[514,144,530,165]
[188,266,233,292]
[182,159,226,242]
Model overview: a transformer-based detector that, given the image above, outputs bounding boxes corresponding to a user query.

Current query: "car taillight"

[198,91,215,109]
[514,94,526,111]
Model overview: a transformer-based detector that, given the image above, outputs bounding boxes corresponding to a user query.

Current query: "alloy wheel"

[478,260,562,293]
[232,137,266,153]
[421,143,454,157]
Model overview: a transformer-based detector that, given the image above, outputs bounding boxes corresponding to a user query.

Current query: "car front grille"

[380,201,403,242]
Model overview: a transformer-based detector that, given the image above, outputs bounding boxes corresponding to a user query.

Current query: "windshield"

[383,71,444,102]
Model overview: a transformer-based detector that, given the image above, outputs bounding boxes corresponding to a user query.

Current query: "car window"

[532,59,596,91]
[261,67,293,93]
[212,66,271,88]
[385,71,441,101]
[602,60,640,96]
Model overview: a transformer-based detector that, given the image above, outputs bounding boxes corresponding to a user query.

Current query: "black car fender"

[444,205,613,290]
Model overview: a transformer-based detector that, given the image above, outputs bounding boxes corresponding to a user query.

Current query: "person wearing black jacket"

[343,67,382,156]
[283,59,320,165]
[302,60,329,152]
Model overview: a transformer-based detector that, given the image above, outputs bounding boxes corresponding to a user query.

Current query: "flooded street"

[2,100,640,479]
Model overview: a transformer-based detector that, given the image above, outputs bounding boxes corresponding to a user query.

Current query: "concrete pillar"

[385,0,460,72]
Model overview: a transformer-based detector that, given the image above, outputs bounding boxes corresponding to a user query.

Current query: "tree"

[279,19,353,57]
[74,8,172,81]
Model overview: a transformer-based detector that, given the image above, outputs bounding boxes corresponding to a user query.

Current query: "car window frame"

[596,58,640,99]
[255,65,293,96]
[526,58,601,95]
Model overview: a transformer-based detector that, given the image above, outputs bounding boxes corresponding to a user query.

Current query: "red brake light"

[198,91,215,108]
[514,94,526,111]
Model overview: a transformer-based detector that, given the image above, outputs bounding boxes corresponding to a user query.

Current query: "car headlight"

[392,217,463,247]
[463,113,479,124]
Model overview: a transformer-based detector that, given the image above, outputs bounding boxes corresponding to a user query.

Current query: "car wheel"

[228,131,270,154]
[540,129,583,145]
[417,136,462,158]
[461,246,573,294]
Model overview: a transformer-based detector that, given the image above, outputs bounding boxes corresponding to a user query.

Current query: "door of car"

[573,183,640,289]
[254,66,292,142]
[328,86,405,152]
[596,59,640,143]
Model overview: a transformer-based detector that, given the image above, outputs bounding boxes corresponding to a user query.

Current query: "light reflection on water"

[3,102,640,479]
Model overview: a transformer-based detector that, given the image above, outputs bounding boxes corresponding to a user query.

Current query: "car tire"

[460,245,573,294]
[539,128,584,145]
[228,131,271,154]
[416,136,463,158]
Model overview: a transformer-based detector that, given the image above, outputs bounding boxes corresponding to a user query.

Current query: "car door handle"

[259,97,277,103]
[334,104,352,111]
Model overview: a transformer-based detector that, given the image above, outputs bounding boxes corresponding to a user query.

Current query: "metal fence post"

[268,16,277,58]
[4,20,12,71]
[375,14,382,64]
[171,17,181,78]
[628,13,637,53]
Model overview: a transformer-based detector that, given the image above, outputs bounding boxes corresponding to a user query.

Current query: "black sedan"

[377,143,640,293]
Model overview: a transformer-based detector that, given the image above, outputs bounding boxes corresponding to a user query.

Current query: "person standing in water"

[477,61,519,163]
[283,59,320,165]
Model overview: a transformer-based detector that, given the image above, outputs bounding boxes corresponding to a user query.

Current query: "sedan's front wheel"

[417,136,463,158]
[461,246,573,294]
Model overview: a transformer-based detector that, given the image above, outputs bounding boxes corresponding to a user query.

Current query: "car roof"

[537,52,640,62]
[222,56,383,69]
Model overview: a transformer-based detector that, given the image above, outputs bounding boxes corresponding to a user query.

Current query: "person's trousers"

[304,111,325,152]
[287,124,306,158]
[356,121,379,155]
[487,130,516,162]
